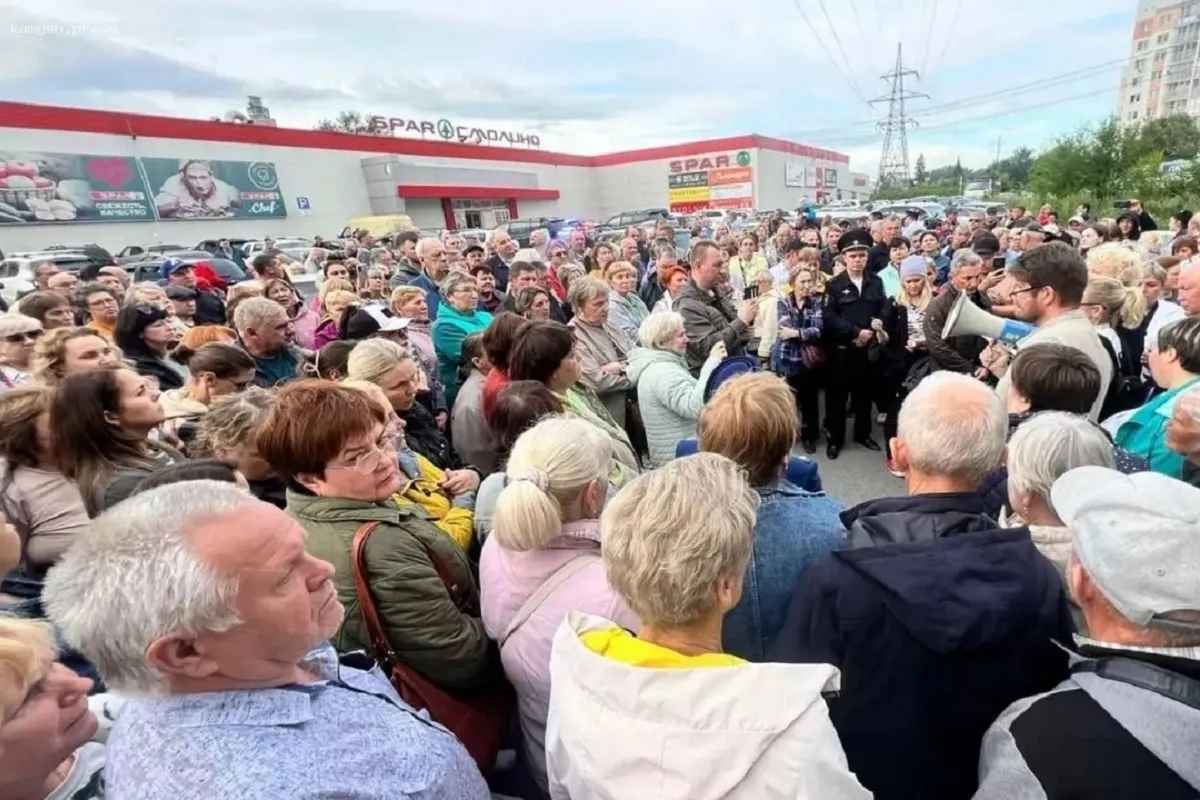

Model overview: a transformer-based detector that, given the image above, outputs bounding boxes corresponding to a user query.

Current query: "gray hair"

[0,313,42,339]
[1008,412,1113,515]
[438,271,475,297]
[232,296,287,334]
[42,482,253,695]
[1142,260,1168,284]
[949,248,983,273]
[513,248,542,264]
[897,372,1006,485]
[602,452,758,627]
[654,241,678,261]
[565,274,605,308]
[639,311,685,349]
[530,228,549,243]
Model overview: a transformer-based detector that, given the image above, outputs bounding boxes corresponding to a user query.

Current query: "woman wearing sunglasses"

[0,315,44,391]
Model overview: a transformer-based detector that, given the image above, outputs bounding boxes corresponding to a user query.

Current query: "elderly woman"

[0,314,43,390]
[587,241,616,278]
[1139,259,1187,354]
[1117,317,1200,476]
[432,271,493,405]
[1086,243,1141,284]
[773,266,827,453]
[651,265,691,313]
[605,261,649,342]
[546,454,869,798]
[264,277,319,350]
[627,312,724,468]
[1003,411,1114,581]
[567,276,634,427]
[223,279,264,325]
[698,373,845,660]
[0,618,104,800]
[52,367,183,516]
[43,482,491,799]
[0,387,89,579]
[114,303,188,390]
[15,291,75,332]
[481,416,639,794]
[31,326,120,386]
[361,267,390,302]
[193,386,285,507]
[513,285,553,321]
[450,333,497,476]
[312,280,356,349]
[347,337,462,472]
[509,320,640,487]
[390,285,447,416]
[256,380,498,693]
[750,268,783,360]
[158,342,257,443]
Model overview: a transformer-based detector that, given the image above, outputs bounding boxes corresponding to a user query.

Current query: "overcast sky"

[1,0,1137,176]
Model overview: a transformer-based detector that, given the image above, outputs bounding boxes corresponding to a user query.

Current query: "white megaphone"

[942,291,1034,350]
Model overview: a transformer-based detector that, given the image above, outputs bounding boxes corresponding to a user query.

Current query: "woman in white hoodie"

[546,453,870,800]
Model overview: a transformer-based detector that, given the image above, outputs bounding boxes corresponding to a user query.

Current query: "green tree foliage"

[315,111,384,135]
[1138,114,1200,160]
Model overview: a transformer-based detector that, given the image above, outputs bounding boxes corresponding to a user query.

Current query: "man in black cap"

[823,228,889,459]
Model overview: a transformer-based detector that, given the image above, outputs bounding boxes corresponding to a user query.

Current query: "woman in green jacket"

[256,378,499,692]
[432,272,493,406]
[1116,317,1200,478]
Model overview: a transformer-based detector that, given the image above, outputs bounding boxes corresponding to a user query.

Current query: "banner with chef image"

[0,151,155,224]
[139,158,287,220]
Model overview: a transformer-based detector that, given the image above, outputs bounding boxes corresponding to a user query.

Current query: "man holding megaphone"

[924,246,995,378]
[991,242,1112,421]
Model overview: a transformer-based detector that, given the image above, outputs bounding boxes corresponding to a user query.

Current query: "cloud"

[0,0,1138,167]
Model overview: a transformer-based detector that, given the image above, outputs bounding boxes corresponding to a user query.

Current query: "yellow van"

[340,214,416,240]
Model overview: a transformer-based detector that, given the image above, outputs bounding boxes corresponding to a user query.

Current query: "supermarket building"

[0,101,868,253]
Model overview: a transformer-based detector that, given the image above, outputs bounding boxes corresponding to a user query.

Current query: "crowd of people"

[0,200,1199,799]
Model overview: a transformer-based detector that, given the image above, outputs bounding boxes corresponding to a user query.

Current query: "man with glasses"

[412,238,450,321]
[995,242,1111,420]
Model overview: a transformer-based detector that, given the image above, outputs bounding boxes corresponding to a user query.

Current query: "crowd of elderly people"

[2,221,1200,800]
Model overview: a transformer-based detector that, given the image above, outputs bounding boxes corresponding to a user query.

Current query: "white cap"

[1052,466,1200,632]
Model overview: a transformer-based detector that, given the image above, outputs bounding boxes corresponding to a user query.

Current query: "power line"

[818,0,863,96]
[927,0,961,78]
[917,0,940,76]
[872,43,929,187]
[848,0,880,74]
[790,0,871,106]
[777,57,1129,139]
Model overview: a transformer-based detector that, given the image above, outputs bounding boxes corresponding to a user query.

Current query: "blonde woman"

[546,454,869,799]
[728,233,767,295]
[0,315,43,390]
[605,261,649,342]
[1082,275,1145,367]
[1086,244,1141,284]
[480,416,639,794]
[312,286,358,350]
[223,280,264,326]
[0,617,105,799]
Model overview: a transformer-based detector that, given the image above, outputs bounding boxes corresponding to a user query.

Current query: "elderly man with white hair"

[976,467,1200,798]
[486,229,518,293]
[1177,255,1200,317]
[232,296,301,387]
[770,372,1074,800]
[43,482,490,800]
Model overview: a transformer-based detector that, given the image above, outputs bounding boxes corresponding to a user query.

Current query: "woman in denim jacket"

[771,267,826,454]
[696,372,846,661]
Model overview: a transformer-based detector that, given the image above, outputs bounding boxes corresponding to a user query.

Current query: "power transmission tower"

[871,44,928,189]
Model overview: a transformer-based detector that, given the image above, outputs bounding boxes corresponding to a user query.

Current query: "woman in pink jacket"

[479,415,639,796]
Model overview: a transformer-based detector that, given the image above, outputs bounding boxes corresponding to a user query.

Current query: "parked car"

[116,243,189,264]
[600,208,670,230]
[123,253,250,287]
[40,243,117,266]
[195,238,253,256]
[0,252,97,305]
[243,238,312,264]
[498,218,563,248]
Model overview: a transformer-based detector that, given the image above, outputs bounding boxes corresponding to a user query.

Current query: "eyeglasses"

[330,433,399,474]
[1010,285,1041,298]
[3,330,42,343]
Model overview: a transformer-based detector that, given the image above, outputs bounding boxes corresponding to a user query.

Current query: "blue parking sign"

[296,196,311,211]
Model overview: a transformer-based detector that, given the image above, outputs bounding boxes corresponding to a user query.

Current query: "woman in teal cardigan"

[1116,316,1200,477]
[432,272,493,406]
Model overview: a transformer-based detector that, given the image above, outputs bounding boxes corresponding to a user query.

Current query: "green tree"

[1137,114,1200,161]
[914,153,927,184]
[315,111,383,135]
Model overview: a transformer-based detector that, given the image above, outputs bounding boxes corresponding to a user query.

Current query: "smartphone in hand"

[743,285,759,300]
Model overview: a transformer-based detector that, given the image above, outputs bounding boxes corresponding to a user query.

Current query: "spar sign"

[667,150,753,214]
[367,116,541,148]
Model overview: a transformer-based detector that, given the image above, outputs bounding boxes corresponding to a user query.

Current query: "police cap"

[837,228,873,253]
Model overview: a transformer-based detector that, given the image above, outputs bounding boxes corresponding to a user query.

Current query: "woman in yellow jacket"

[344,380,477,551]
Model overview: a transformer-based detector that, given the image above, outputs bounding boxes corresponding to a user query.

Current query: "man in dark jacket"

[158,258,226,326]
[770,373,1074,800]
[867,216,901,275]
[976,467,1200,799]
[485,229,518,293]
[823,228,889,458]
[675,240,757,375]
[924,247,990,375]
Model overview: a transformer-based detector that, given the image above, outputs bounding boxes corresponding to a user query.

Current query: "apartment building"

[1119,0,1200,124]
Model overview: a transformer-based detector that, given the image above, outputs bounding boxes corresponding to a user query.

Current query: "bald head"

[895,373,1006,487]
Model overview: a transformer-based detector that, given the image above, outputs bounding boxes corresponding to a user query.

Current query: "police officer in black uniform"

[823,228,889,459]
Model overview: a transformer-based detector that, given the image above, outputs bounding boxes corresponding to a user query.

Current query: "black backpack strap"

[1072,656,1200,712]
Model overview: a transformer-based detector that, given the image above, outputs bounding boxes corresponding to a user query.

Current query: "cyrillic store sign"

[368,116,541,149]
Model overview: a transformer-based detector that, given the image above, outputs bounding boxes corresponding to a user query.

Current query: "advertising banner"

[0,151,154,225]
[140,158,287,220]
[784,160,806,188]
[667,150,753,213]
